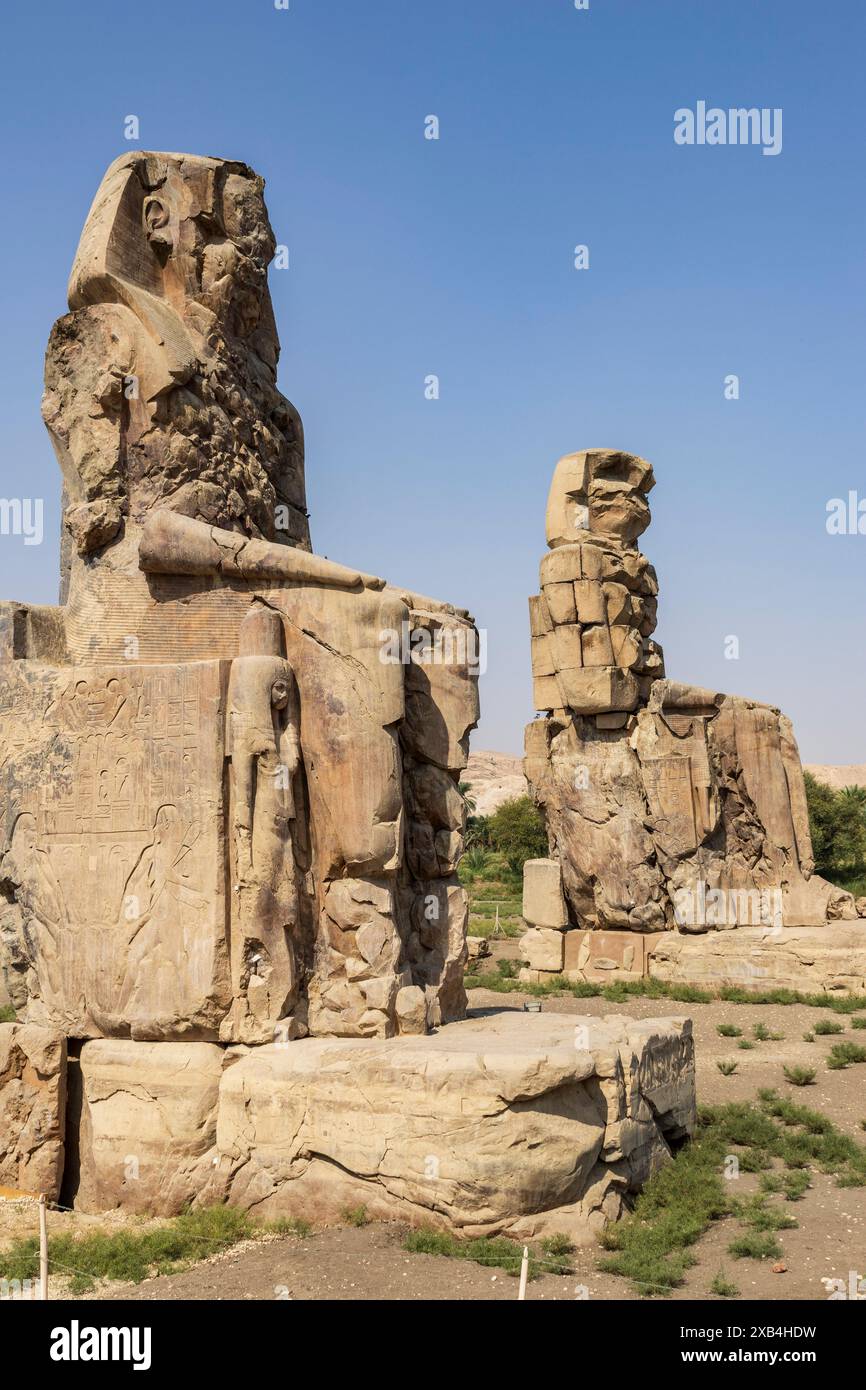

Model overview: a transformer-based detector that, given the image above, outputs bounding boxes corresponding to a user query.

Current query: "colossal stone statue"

[0,151,480,1044]
[522,449,866,990]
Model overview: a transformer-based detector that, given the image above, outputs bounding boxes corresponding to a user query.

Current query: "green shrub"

[827,1042,866,1070]
[815,1018,844,1035]
[783,1066,816,1087]
[804,773,866,877]
[717,1060,738,1075]
[486,796,548,875]
[728,1232,783,1260]
[710,1268,739,1298]
[341,1205,370,1227]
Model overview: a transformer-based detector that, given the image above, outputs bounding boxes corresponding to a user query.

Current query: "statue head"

[68,151,280,362]
[45,153,310,563]
[545,449,655,549]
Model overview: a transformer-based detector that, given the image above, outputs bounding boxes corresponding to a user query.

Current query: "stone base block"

[564,929,666,982]
[75,1040,225,1215]
[519,926,566,971]
[649,925,866,995]
[0,1023,66,1199]
[522,858,568,928]
[215,1013,695,1241]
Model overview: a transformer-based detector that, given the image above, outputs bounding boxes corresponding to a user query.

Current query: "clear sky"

[1,0,863,762]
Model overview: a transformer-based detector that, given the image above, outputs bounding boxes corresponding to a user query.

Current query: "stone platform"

[10,1013,694,1239]
[213,1013,694,1240]
[648,924,866,996]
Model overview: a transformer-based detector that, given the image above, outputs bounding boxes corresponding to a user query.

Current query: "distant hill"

[462,751,527,816]
[804,765,866,792]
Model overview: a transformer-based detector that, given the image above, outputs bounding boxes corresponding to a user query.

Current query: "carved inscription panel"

[0,662,229,1038]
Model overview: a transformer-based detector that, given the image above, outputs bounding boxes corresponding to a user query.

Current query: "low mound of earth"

[804,764,866,792]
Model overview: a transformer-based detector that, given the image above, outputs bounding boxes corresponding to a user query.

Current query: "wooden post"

[518,1246,529,1300]
[38,1194,48,1302]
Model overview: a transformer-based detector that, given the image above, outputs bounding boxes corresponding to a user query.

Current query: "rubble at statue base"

[522,449,866,994]
[0,155,695,1235]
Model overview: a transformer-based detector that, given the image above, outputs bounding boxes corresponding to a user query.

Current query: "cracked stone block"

[0,1023,66,1199]
[215,1012,695,1242]
[75,1040,224,1215]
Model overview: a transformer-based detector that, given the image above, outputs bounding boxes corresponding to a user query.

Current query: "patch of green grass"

[759,1170,811,1201]
[0,1206,253,1295]
[737,1040,755,1050]
[803,1031,815,1043]
[734,1196,797,1232]
[827,1042,866,1070]
[718,986,866,1013]
[0,1005,15,1023]
[466,916,524,940]
[464,971,524,994]
[850,1016,866,1029]
[717,1023,742,1037]
[814,1018,844,1035]
[495,958,519,978]
[403,1228,573,1279]
[753,1023,771,1041]
[728,1231,783,1261]
[464,971,866,1015]
[710,1268,739,1298]
[783,1065,816,1087]
[595,1096,866,1297]
[341,1205,370,1228]
[263,1217,311,1237]
[717,1060,738,1075]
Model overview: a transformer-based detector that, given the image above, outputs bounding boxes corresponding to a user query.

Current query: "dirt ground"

[3,987,865,1303]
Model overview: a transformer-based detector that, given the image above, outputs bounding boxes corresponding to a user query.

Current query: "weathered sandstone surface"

[0,1023,66,1199]
[216,1013,694,1240]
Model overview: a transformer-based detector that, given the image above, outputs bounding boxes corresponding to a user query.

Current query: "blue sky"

[1,0,863,761]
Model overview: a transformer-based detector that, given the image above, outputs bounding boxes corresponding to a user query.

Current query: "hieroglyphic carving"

[0,663,229,1038]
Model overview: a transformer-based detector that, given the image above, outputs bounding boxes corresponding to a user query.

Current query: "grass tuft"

[710,1268,739,1298]
[783,1065,816,1087]
[728,1231,783,1260]
[827,1042,866,1070]
[402,1228,573,1279]
[341,1205,370,1228]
